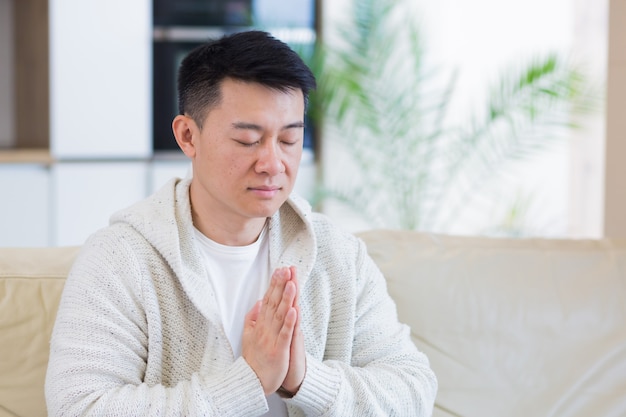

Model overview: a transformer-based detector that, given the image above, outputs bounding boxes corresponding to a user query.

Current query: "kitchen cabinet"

[149,158,191,194]
[0,164,51,247]
[52,162,149,246]
[0,0,319,247]
[50,0,152,159]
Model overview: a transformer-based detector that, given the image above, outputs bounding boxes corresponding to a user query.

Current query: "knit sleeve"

[44,234,269,417]
[285,238,438,416]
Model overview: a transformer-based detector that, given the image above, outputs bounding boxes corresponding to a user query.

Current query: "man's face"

[180,78,305,229]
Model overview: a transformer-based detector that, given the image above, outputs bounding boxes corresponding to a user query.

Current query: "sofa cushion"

[358,230,626,417]
[0,246,79,417]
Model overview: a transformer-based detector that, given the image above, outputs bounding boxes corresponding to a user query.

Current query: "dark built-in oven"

[152,0,319,152]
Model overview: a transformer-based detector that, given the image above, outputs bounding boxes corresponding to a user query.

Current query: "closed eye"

[234,139,259,147]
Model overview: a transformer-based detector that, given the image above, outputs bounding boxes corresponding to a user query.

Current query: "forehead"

[205,78,305,121]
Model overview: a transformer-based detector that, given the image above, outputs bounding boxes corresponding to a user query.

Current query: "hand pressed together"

[242,266,306,396]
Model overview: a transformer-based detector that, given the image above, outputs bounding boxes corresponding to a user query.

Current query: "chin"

[248,198,287,218]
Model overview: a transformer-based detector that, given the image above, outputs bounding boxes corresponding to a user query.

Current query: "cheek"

[228,159,238,175]
[224,155,250,177]
[285,150,303,172]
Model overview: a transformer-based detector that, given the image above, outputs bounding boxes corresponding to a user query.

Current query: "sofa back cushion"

[358,230,626,417]
[0,246,79,417]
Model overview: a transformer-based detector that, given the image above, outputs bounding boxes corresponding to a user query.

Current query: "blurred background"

[0,0,623,247]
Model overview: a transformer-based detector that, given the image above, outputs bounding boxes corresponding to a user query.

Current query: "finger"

[262,268,290,323]
[291,304,302,348]
[289,266,299,308]
[271,280,297,336]
[277,306,298,347]
[282,304,306,394]
[265,268,288,308]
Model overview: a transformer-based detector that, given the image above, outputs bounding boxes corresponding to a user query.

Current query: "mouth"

[248,185,282,198]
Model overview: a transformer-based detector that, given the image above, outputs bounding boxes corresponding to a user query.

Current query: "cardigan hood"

[108,177,318,320]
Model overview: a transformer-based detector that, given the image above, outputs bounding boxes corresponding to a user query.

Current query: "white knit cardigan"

[45,178,437,416]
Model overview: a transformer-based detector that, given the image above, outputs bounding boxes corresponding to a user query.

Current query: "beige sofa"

[1,230,625,417]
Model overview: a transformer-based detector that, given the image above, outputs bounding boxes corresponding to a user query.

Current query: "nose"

[255,140,285,175]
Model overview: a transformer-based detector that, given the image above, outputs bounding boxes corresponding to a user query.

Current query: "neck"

[194,214,267,246]
[189,197,268,247]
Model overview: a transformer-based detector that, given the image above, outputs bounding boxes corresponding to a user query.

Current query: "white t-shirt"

[194,224,287,416]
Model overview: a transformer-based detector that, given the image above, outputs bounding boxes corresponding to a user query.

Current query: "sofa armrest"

[0,246,80,417]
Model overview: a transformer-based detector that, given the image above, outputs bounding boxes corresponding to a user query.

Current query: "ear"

[172,115,198,158]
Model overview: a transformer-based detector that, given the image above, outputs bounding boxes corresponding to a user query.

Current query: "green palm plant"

[307,0,598,232]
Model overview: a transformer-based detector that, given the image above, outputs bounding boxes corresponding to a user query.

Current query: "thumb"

[244,300,262,327]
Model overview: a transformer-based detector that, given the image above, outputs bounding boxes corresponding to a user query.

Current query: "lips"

[248,185,282,198]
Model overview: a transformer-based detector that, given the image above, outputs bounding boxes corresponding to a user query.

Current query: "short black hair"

[177,30,317,128]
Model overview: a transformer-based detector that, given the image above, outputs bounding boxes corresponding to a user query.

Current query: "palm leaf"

[309,0,599,232]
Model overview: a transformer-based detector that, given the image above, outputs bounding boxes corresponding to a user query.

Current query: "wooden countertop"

[0,149,54,164]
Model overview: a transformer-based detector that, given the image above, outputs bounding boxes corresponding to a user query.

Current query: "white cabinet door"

[149,159,191,194]
[0,164,51,247]
[52,162,149,246]
[49,0,152,159]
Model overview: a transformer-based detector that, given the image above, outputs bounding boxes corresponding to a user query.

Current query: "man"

[45,30,437,416]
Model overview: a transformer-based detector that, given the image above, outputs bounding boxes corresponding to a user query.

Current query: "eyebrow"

[231,121,305,131]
